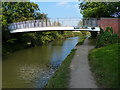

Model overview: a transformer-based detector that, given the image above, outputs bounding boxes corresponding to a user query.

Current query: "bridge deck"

[10,27,100,33]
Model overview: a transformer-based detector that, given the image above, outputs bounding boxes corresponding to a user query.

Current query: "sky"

[30,1,83,19]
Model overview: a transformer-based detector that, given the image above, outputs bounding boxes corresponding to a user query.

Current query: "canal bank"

[45,49,76,88]
[3,31,83,57]
[45,36,86,88]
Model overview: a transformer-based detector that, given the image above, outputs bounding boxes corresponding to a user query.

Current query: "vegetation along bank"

[45,49,76,88]
[89,27,120,88]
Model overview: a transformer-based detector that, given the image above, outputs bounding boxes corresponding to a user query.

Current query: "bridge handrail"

[8,18,99,31]
[8,19,54,31]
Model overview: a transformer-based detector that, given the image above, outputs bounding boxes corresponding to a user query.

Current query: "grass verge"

[89,44,119,88]
[45,49,76,88]
[76,36,86,45]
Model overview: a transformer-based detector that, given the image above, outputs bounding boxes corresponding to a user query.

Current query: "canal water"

[3,37,80,88]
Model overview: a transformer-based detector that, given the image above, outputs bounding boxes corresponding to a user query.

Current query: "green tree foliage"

[2,2,40,23]
[2,2,50,55]
[79,2,120,18]
[36,13,47,19]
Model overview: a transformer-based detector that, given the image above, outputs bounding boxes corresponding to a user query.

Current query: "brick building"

[98,18,120,37]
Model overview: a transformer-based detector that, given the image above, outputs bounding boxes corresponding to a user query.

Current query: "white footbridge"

[8,18,100,33]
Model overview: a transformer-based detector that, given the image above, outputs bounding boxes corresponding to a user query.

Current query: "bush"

[96,27,119,48]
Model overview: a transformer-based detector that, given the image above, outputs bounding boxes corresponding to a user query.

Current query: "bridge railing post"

[30,21,31,28]
[23,21,25,28]
[17,22,19,29]
[17,23,18,29]
[36,20,39,27]
[28,21,29,28]
[16,23,17,29]
[38,20,40,27]
[46,19,47,27]
[24,21,26,28]
[25,21,26,28]
[15,23,17,30]
[26,21,28,28]
[41,20,43,27]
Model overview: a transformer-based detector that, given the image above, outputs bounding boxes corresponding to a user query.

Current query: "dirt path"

[69,38,97,88]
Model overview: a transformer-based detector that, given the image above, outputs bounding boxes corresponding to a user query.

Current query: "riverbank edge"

[45,49,76,88]
[76,36,86,46]
[45,37,86,88]
[88,44,119,88]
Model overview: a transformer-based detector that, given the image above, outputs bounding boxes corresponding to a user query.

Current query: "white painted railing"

[8,18,99,31]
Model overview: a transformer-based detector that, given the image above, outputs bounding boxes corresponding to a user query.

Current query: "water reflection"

[3,37,79,88]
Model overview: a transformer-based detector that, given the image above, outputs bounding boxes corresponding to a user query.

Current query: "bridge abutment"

[89,31,98,39]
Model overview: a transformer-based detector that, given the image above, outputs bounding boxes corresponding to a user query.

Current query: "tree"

[2,2,67,56]
[35,12,48,19]
[79,2,120,18]
[2,2,42,54]
[2,2,40,23]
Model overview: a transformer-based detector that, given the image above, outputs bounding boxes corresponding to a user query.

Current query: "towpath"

[69,38,97,88]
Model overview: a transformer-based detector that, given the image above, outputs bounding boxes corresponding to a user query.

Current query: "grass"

[76,36,86,45]
[89,44,119,88]
[45,49,76,88]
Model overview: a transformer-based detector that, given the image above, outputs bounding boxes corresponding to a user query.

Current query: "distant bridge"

[8,18,100,33]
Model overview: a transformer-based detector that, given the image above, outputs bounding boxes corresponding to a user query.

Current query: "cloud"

[56,2,72,10]
[56,2,69,6]
[56,2,79,10]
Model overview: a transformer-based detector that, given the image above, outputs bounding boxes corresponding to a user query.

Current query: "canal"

[3,37,80,88]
